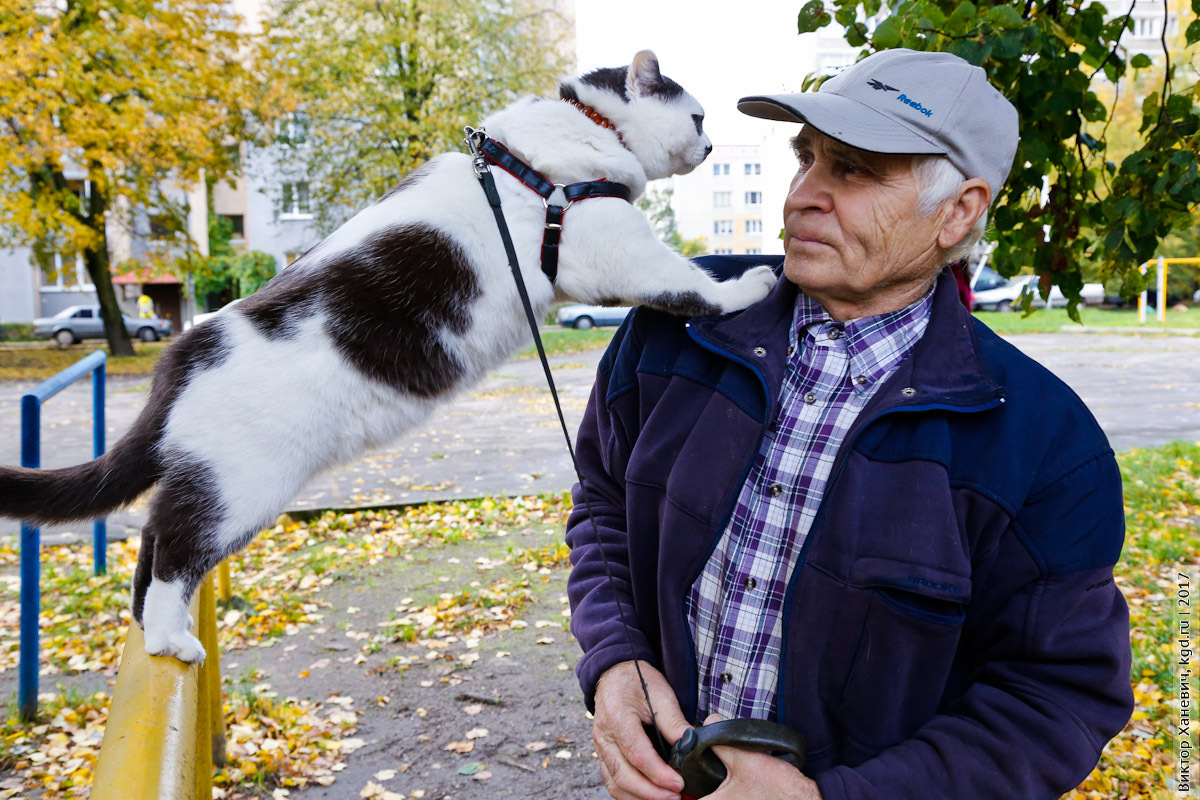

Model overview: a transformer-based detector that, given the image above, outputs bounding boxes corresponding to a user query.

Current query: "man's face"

[782,127,947,320]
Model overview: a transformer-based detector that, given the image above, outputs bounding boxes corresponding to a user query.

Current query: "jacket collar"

[689,265,1006,417]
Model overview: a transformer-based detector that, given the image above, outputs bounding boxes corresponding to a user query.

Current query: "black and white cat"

[0,51,777,664]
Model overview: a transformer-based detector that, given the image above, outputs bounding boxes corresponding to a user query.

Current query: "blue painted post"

[93,363,106,575]
[19,395,40,722]
[16,350,108,719]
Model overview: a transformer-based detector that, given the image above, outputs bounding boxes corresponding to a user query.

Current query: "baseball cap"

[738,49,1019,196]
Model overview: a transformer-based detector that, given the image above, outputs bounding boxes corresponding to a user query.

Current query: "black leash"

[464,126,806,797]
[463,127,670,757]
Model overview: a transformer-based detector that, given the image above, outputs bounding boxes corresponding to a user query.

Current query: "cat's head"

[559,51,711,181]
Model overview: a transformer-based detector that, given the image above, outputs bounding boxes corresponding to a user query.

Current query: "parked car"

[33,305,172,346]
[973,274,1104,312]
[556,303,632,329]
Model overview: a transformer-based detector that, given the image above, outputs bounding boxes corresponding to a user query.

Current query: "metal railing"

[1138,256,1200,325]
[92,572,226,799]
[18,350,107,720]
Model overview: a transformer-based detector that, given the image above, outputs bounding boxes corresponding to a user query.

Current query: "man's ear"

[627,50,662,98]
[938,178,991,250]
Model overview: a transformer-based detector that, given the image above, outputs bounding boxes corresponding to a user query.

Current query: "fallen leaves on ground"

[0,493,573,797]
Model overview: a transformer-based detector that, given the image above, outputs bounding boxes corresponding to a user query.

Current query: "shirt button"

[769,483,783,497]
[901,387,917,397]
[744,577,757,590]
[829,328,842,340]
[855,375,868,384]
[720,671,733,684]
[753,346,767,357]
[804,392,817,404]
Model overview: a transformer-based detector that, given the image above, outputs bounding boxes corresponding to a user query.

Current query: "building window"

[149,214,179,240]
[713,163,731,176]
[745,248,762,255]
[219,214,245,238]
[281,182,311,217]
[745,191,763,205]
[714,191,732,207]
[745,219,763,234]
[714,248,733,255]
[1134,16,1156,36]
[714,220,733,236]
[744,163,762,176]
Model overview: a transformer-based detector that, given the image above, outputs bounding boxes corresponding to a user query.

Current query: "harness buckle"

[545,221,563,231]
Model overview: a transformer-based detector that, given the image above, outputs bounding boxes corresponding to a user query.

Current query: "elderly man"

[565,48,1134,800]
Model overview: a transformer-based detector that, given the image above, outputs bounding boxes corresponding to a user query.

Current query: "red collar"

[562,97,627,148]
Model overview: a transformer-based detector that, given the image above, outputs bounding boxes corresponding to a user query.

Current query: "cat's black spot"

[642,291,721,318]
[596,296,624,307]
[175,318,231,373]
[580,67,630,102]
[378,162,433,203]
[653,75,685,100]
[238,266,316,341]
[559,83,580,103]
[320,224,480,398]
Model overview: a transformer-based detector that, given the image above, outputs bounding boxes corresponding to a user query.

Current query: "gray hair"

[912,155,990,264]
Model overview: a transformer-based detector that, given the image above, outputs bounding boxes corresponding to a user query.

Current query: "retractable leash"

[463,126,806,799]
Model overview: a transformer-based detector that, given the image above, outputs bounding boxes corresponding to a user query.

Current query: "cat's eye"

[692,114,704,135]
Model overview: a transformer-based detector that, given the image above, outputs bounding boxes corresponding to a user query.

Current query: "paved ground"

[2,330,1200,545]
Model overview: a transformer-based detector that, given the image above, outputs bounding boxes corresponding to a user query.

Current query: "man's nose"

[786,167,833,214]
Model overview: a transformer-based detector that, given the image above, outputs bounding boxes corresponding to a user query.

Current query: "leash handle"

[464,127,670,758]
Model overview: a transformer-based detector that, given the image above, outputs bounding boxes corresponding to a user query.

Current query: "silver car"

[34,305,172,346]
[555,304,632,330]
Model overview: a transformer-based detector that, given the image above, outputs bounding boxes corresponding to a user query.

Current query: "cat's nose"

[703,144,713,157]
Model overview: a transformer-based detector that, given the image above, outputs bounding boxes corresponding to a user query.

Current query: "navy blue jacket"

[565,257,1134,799]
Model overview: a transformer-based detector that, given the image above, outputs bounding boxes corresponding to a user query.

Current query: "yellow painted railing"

[92,571,226,799]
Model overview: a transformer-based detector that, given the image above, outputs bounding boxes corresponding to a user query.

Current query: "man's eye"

[795,152,813,168]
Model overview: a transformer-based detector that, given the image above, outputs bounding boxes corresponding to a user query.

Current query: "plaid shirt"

[686,285,935,721]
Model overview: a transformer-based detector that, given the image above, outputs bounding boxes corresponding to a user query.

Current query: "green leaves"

[798,0,833,33]
[794,0,1200,308]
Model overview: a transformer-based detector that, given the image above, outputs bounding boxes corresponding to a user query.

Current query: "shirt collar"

[790,284,937,395]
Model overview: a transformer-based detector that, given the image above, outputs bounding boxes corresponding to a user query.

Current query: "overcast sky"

[573,1,824,146]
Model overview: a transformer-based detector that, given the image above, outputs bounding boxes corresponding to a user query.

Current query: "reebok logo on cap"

[897,93,933,117]
[867,79,898,92]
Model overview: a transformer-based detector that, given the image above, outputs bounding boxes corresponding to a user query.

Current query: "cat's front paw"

[719,265,778,313]
[144,627,207,666]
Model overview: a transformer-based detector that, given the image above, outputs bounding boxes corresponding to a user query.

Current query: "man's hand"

[705,714,823,800]
[593,660,692,800]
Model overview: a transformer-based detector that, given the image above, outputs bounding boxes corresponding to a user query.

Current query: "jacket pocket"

[835,557,970,759]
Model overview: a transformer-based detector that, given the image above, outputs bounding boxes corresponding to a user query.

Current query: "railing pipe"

[18,350,108,720]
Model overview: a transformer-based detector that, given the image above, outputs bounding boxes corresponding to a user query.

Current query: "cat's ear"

[627,50,662,98]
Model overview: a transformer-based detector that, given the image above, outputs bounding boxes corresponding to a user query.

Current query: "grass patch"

[517,327,616,359]
[0,341,169,382]
[975,306,1200,335]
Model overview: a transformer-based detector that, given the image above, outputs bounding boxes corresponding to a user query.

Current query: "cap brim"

[738,93,945,157]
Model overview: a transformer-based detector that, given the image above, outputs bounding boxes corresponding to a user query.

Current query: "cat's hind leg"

[139,462,244,665]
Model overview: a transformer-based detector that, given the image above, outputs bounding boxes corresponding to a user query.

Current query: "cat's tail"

[0,410,163,525]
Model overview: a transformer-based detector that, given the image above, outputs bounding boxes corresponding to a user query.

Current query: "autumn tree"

[796,0,1200,317]
[0,0,269,355]
[262,0,571,234]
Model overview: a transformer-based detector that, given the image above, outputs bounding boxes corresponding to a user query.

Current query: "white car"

[973,274,1104,312]
[188,297,246,329]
